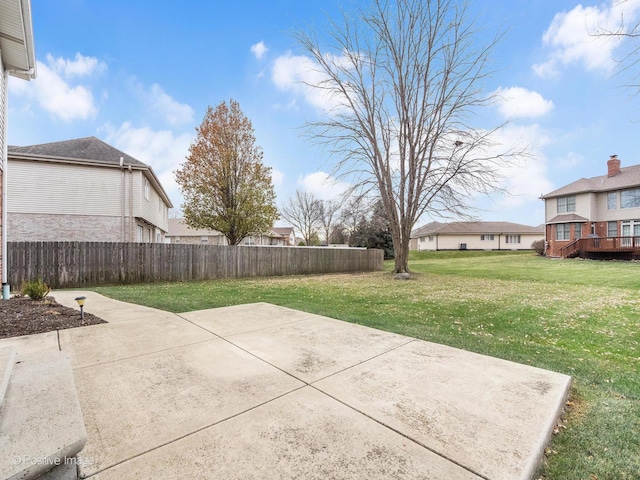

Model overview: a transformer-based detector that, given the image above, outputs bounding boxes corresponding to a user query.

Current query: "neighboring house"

[166,218,227,245]
[7,137,173,243]
[410,221,544,251]
[541,155,640,259]
[1,0,37,297]
[272,226,295,246]
[167,218,289,246]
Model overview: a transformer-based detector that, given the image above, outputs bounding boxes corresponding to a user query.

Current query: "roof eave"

[4,0,37,80]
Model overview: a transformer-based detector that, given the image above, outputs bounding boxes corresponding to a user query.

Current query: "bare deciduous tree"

[592,0,640,95]
[280,190,322,246]
[319,200,341,245]
[296,0,522,273]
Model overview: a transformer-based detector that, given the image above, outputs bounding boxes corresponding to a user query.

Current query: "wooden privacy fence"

[7,242,384,289]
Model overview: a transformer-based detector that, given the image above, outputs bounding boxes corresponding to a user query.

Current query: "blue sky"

[8,0,640,228]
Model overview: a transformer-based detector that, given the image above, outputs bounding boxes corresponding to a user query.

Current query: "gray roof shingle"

[8,136,148,167]
[411,221,543,238]
[541,163,640,198]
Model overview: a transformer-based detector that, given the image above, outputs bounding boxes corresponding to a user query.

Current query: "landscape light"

[74,296,87,320]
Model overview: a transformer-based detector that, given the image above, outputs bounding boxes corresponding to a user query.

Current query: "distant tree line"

[280,189,394,259]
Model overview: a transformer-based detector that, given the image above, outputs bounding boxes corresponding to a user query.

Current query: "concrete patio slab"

[0,347,16,408]
[74,338,304,477]
[92,386,482,480]
[179,302,321,336]
[0,351,86,480]
[58,315,215,368]
[53,291,173,324]
[0,331,60,356]
[13,294,569,479]
[225,315,414,383]
[314,340,572,480]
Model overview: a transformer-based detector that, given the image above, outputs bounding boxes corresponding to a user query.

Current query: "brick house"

[1,0,37,297]
[167,218,290,246]
[541,155,640,258]
[7,137,173,242]
[410,221,544,251]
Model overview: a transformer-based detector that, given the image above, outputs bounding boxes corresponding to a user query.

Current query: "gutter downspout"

[120,156,124,242]
[129,165,133,241]
[2,70,8,299]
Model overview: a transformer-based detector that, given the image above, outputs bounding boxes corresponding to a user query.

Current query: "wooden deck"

[560,237,640,260]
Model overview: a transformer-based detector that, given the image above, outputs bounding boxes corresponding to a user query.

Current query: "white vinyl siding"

[138,173,169,232]
[8,160,126,216]
[0,55,5,168]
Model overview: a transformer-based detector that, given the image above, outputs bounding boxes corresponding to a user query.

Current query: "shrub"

[531,239,545,256]
[21,278,51,300]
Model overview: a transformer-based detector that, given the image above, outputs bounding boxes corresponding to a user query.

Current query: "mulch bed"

[0,296,107,339]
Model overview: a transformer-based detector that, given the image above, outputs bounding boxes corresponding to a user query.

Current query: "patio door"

[621,220,640,247]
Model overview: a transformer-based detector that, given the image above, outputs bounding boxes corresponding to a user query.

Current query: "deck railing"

[560,236,640,259]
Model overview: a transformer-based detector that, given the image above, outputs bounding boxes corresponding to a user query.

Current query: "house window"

[420,237,426,243]
[144,180,150,200]
[574,223,582,239]
[480,234,494,241]
[556,224,571,240]
[246,236,255,245]
[136,225,143,242]
[428,236,434,242]
[607,192,617,210]
[621,189,640,209]
[505,235,521,244]
[557,195,576,213]
[607,221,617,237]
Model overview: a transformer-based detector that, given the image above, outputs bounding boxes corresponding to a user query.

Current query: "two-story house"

[541,155,640,258]
[7,137,173,242]
[1,0,37,297]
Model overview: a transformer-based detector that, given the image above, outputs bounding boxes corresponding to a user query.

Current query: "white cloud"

[271,168,284,187]
[10,58,101,121]
[9,52,104,121]
[251,41,268,60]
[146,84,194,126]
[493,87,554,119]
[47,52,107,77]
[490,124,554,207]
[534,1,640,78]
[298,171,350,201]
[272,51,351,113]
[103,122,194,207]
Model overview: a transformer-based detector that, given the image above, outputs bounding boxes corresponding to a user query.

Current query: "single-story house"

[541,155,640,258]
[1,0,37,297]
[7,137,173,243]
[410,221,544,251]
[167,218,291,246]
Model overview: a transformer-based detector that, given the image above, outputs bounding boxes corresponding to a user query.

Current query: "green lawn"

[91,251,640,479]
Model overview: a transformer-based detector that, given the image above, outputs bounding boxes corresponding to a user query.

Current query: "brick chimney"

[607,155,621,177]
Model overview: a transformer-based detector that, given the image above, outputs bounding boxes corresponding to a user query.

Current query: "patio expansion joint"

[81,383,309,479]
[70,337,219,371]
[308,380,491,480]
